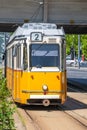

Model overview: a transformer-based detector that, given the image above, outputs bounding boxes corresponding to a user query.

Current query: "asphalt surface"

[67,66,87,91]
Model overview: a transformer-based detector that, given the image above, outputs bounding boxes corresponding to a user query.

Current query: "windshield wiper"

[36,64,42,68]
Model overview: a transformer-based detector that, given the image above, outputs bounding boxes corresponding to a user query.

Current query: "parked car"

[66,55,77,66]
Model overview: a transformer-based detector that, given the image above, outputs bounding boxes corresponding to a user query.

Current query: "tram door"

[15,45,21,100]
[12,45,21,100]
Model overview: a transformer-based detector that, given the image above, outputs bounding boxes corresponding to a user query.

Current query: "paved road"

[67,66,87,90]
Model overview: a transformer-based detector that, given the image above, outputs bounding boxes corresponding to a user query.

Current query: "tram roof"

[8,23,65,43]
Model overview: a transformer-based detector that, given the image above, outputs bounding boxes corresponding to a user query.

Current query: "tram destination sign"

[30,32,43,42]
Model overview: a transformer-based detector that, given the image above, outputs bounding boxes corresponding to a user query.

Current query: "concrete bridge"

[0,0,87,33]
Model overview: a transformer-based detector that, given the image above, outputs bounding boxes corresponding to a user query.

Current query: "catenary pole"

[78,35,80,69]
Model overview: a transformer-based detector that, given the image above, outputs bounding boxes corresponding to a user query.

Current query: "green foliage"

[66,34,87,59]
[0,70,16,130]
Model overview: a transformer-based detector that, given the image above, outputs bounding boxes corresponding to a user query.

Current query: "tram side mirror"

[13,46,17,57]
[2,54,5,60]
[2,51,6,60]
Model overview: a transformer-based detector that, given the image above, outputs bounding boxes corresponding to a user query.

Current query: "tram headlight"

[42,85,48,91]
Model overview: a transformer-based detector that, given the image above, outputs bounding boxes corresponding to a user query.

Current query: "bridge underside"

[0,0,87,34]
[0,23,87,34]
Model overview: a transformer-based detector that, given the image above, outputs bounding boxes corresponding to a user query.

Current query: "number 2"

[35,33,39,41]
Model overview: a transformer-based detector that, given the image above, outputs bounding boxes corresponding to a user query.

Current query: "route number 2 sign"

[30,32,43,42]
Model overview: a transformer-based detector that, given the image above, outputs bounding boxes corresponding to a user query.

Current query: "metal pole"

[78,35,80,69]
[43,0,48,22]
[73,35,76,67]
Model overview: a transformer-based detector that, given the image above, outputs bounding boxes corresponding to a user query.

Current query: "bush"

[0,70,15,130]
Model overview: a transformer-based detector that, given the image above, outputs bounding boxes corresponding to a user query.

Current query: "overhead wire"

[30,4,43,22]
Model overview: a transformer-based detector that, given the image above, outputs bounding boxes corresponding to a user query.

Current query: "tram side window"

[63,41,66,70]
[61,40,66,71]
[7,50,9,67]
[7,49,12,68]
[10,48,12,68]
[23,44,28,70]
[16,45,21,68]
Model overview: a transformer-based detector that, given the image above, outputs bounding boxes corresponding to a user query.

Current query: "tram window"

[7,48,12,68]
[61,41,66,71]
[23,45,28,70]
[7,50,9,67]
[12,46,17,57]
[16,45,21,68]
[30,44,60,68]
[10,48,12,68]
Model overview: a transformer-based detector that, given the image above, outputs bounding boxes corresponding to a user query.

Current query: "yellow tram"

[5,23,67,106]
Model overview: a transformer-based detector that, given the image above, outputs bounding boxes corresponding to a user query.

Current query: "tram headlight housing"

[42,85,48,91]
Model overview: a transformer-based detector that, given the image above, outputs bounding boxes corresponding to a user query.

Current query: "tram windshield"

[30,44,60,68]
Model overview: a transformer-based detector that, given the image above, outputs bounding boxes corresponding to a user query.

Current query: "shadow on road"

[16,96,87,111]
[62,96,87,111]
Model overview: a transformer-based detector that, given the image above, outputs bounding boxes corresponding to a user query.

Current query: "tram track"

[24,109,42,130]
[60,107,87,128]
[14,84,87,130]
[16,106,42,130]
[16,100,87,130]
[60,84,87,127]
[59,101,87,128]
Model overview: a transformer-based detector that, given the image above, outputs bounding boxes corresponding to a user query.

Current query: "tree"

[66,34,87,60]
